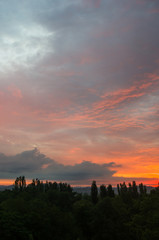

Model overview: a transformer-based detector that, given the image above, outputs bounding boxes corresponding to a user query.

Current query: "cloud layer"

[0,149,117,183]
[0,0,159,184]
[0,149,156,186]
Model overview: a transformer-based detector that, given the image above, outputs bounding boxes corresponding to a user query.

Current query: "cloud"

[0,0,159,184]
[44,160,117,181]
[0,149,52,174]
[0,149,117,182]
[0,149,157,186]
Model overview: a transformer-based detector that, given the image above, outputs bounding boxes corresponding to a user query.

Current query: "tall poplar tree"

[91,181,98,204]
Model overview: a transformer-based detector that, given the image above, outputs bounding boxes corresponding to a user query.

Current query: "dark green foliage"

[1,177,159,240]
[73,199,93,240]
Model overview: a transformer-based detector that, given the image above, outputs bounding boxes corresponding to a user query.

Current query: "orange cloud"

[93,76,158,113]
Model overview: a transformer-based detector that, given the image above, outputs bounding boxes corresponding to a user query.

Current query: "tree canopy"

[0,176,159,240]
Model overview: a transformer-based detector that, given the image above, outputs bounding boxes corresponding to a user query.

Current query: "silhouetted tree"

[100,184,107,199]
[117,184,120,195]
[14,176,26,191]
[107,184,114,197]
[120,182,127,193]
[52,181,58,190]
[139,183,147,196]
[91,180,98,204]
[132,181,138,198]
[128,182,132,194]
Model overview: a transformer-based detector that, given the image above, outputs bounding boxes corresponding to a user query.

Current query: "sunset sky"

[0,0,159,186]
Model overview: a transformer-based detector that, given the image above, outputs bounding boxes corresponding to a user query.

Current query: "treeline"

[0,177,159,240]
[14,176,72,193]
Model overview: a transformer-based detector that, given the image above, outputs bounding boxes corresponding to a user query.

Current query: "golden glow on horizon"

[0,178,158,187]
[0,179,32,186]
[0,179,15,186]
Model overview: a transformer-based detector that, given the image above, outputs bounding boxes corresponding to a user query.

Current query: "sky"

[0,0,159,186]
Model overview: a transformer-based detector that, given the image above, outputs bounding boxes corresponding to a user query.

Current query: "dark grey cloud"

[1,0,159,101]
[31,0,159,89]
[0,149,117,182]
[0,149,52,174]
[44,161,117,181]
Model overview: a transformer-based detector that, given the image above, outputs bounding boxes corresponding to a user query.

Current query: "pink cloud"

[7,85,23,99]
[149,8,159,13]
